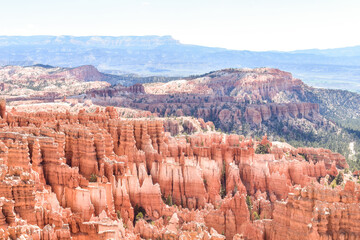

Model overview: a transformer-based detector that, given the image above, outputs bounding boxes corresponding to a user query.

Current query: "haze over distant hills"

[1,35,360,92]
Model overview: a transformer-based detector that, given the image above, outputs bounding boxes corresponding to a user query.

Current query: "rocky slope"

[0,99,358,239]
[145,68,303,100]
[87,68,331,135]
[0,65,112,100]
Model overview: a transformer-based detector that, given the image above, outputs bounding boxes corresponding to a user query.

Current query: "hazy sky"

[0,0,359,51]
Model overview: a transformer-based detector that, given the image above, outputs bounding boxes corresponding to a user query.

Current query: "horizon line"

[0,35,359,52]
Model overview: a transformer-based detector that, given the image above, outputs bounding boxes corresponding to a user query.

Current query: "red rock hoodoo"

[0,100,357,240]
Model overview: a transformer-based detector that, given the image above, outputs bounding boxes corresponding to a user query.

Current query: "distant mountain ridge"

[0,35,360,92]
[292,45,360,57]
[0,35,180,48]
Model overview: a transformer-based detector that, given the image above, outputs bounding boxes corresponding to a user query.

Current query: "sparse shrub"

[255,143,270,154]
[116,210,121,219]
[253,212,260,220]
[246,195,252,214]
[166,195,173,206]
[330,179,337,189]
[299,153,307,161]
[133,205,146,224]
[89,173,97,182]
[335,171,344,185]
[135,212,143,221]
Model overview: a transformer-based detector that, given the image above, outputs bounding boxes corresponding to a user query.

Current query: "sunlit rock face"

[0,100,357,239]
[86,68,328,136]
